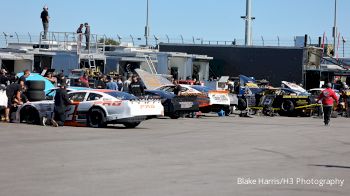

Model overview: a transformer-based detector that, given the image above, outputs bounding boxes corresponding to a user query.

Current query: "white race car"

[17,89,164,128]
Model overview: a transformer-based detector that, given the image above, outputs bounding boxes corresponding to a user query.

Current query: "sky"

[0,0,349,42]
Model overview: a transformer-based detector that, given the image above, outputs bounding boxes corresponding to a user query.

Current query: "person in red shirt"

[79,73,89,87]
[317,83,339,126]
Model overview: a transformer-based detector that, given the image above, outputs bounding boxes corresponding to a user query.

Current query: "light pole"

[145,0,150,46]
[332,0,337,51]
[241,0,255,46]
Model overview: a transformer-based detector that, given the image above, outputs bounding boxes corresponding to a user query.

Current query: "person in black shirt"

[5,80,25,122]
[51,84,72,127]
[129,75,144,96]
[76,24,84,49]
[40,5,49,39]
[95,75,107,89]
[173,80,181,96]
[84,23,90,50]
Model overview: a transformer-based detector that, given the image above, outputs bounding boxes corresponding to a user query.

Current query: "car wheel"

[20,106,40,124]
[123,122,141,128]
[237,98,247,111]
[281,100,295,113]
[331,111,338,118]
[169,113,180,119]
[87,108,107,128]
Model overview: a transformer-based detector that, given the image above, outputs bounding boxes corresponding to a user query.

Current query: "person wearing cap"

[40,5,50,40]
[129,75,145,97]
[317,83,339,126]
[51,83,72,127]
[84,23,90,50]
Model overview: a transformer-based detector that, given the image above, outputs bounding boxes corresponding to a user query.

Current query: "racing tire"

[26,80,45,91]
[123,122,141,128]
[20,106,40,125]
[169,113,180,119]
[224,108,231,116]
[281,100,295,113]
[237,98,247,111]
[87,108,107,128]
[26,90,46,101]
[331,111,338,118]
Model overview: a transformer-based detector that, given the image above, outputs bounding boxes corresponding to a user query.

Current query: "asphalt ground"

[0,115,349,196]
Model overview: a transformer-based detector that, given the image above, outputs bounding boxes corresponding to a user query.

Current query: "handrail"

[0,33,349,57]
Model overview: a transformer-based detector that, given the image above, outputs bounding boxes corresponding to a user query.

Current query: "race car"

[250,88,316,116]
[145,90,199,119]
[155,84,231,115]
[17,89,164,128]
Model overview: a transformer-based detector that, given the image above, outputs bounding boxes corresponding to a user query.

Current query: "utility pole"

[145,0,150,46]
[241,0,254,46]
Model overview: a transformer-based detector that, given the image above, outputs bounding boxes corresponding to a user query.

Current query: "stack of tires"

[26,81,46,101]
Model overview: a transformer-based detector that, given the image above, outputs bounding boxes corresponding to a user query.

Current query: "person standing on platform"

[40,5,50,39]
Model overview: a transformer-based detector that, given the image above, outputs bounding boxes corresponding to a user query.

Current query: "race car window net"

[106,92,137,100]
[87,93,103,101]
[69,92,86,102]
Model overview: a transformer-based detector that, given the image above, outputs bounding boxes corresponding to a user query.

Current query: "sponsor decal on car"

[94,100,122,106]
[179,102,194,109]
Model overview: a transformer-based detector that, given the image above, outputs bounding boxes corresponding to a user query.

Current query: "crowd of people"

[0,66,345,127]
[0,69,31,122]
[0,69,148,124]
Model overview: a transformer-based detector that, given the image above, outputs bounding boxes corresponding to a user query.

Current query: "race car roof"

[91,89,117,93]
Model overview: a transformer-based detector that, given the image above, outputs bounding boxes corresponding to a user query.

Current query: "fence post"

[261,36,264,46]
[28,32,32,43]
[192,36,195,44]
[3,32,8,45]
[117,34,122,43]
[15,32,19,43]
[130,35,135,46]
[309,36,312,45]
[277,36,280,46]
[294,36,296,46]
[180,35,184,44]
[166,34,170,43]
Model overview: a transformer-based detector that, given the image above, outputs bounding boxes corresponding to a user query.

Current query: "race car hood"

[281,81,307,94]
[135,69,173,90]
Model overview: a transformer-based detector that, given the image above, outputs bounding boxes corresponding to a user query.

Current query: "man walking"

[317,83,339,126]
[84,23,90,50]
[40,5,49,40]
[51,83,72,127]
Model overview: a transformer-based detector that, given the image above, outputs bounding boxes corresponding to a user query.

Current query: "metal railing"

[38,31,106,54]
[1,32,349,57]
